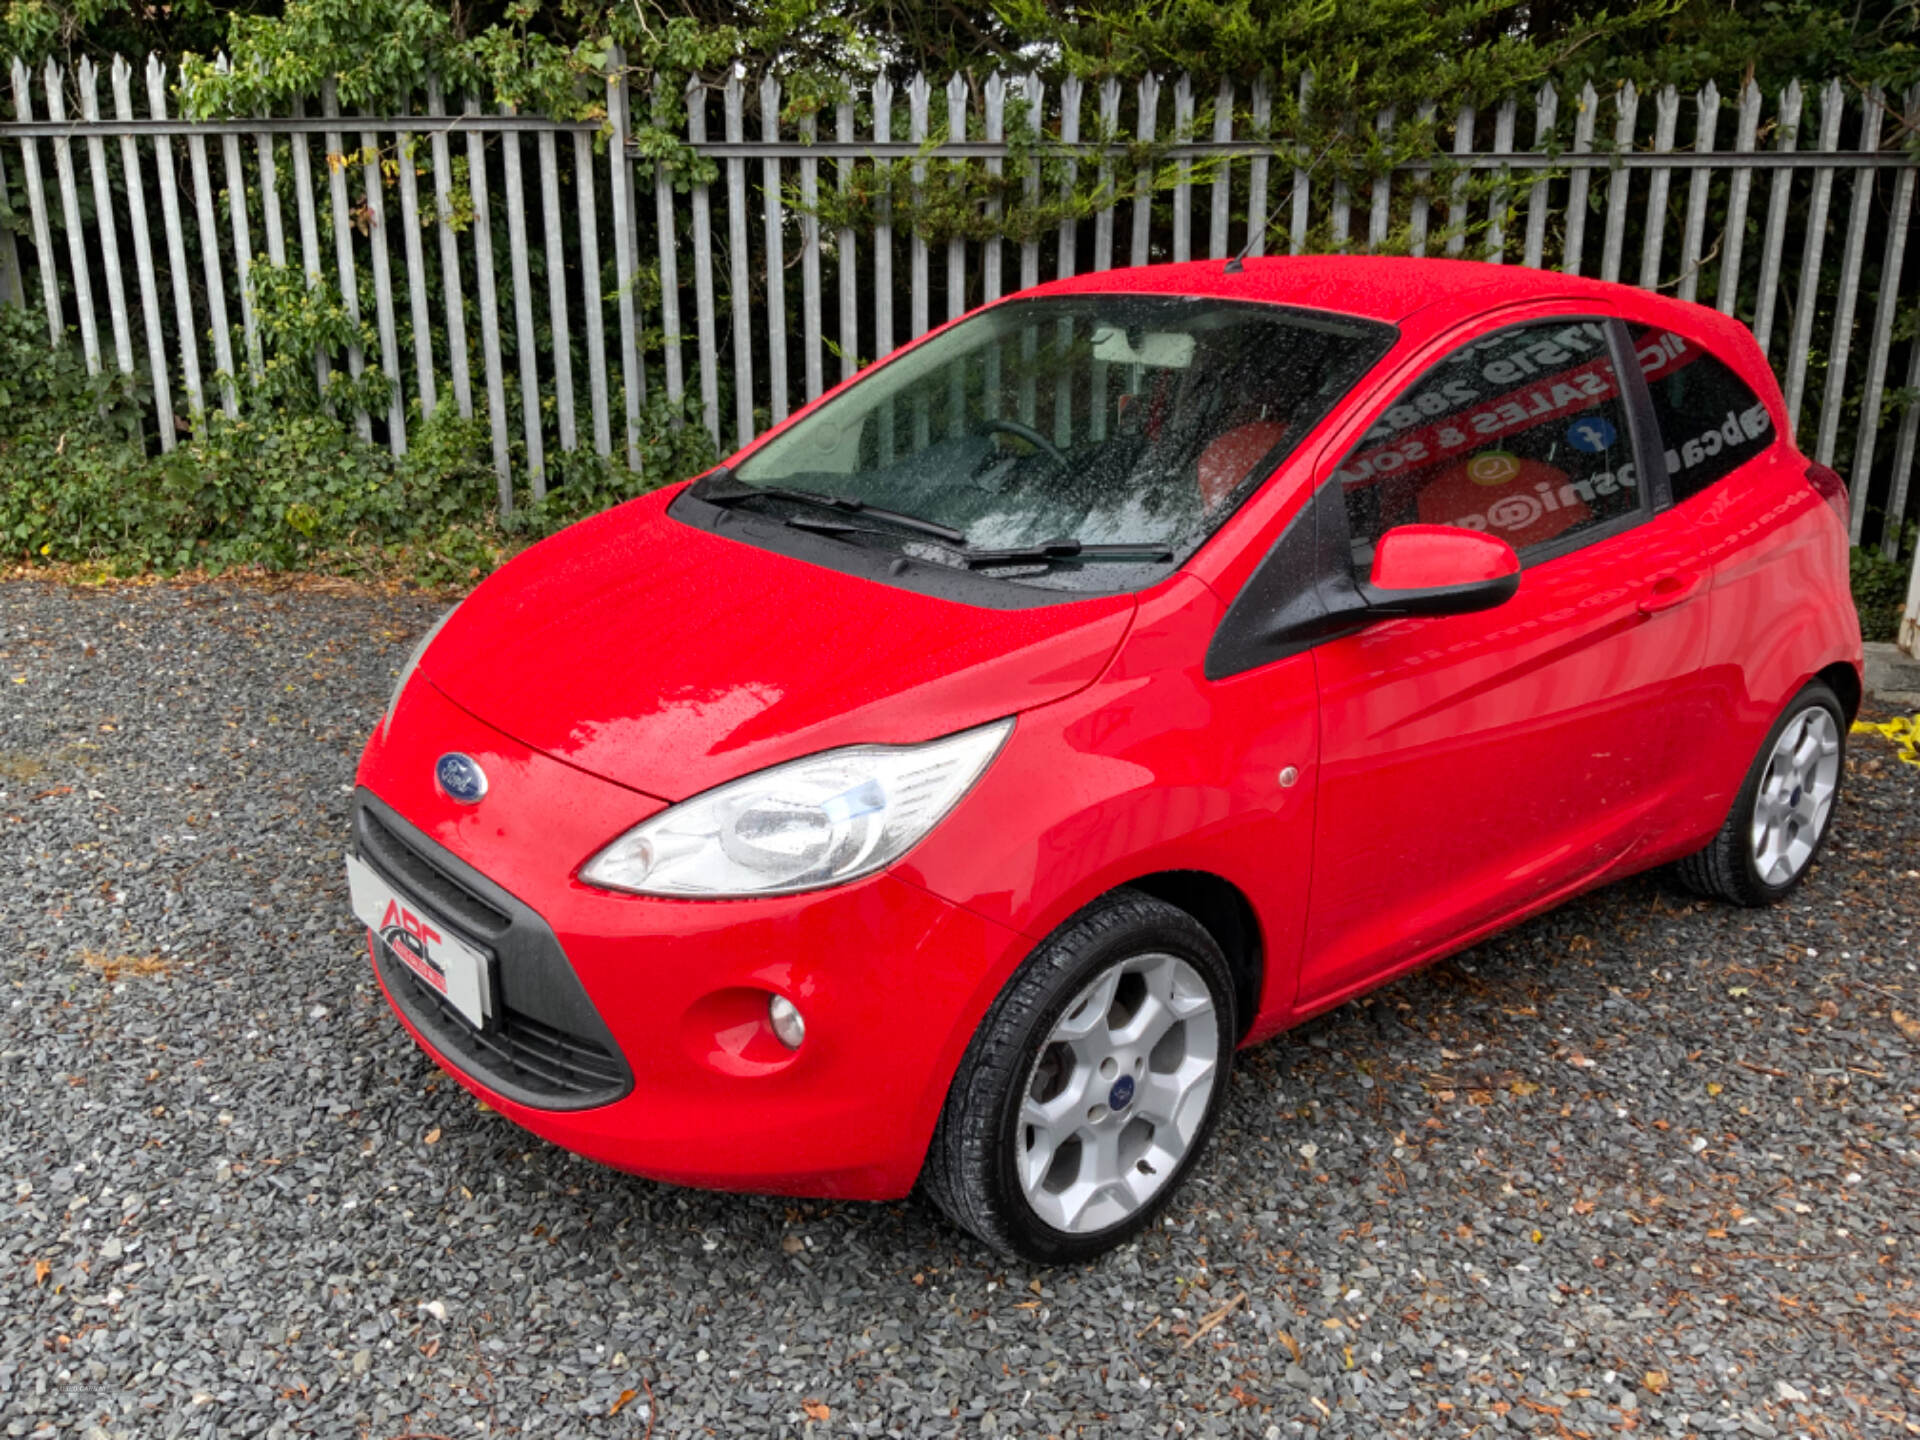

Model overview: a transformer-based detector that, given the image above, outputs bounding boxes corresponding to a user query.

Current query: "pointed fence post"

[534,126,574,456]
[12,58,64,346]
[320,79,368,436]
[363,108,407,452]
[759,75,788,425]
[1289,71,1310,254]
[1857,91,1918,555]
[395,113,436,421]
[1368,107,1395,253]
[77,58,134,375]
[1172,74,1194,262]
[1562,83,1599,275]
[42,60,101,373]
[907,71,930,337]
[498,103,541,490]
[1057,75,1082,279]
[110,55,176,445]
[1246,78,1271,259]
[1752,81,1804,358]
[1783,80,1846,435]
[1135,72,1160,266]
[463,95,513,503]
[607,49,645,463]
[1522,85,1557,268]
[1094,77,1121,270]
[425,77,470,419]
[145,56,206,423]
[1637,85,1679,288]
[1818,86,1881,483]
[1408,100,1437,258]
[573,121,610,454]
[835,96,858,381]
[871,76,893,366]
[1446,103,1474,256]
[1599,81,1639,283]
[723,71,754,446]
[1486,99,1516,262]
[1209,79,1234,260]
[947,72,968,320]
[213,54,260,380]
[686,75,720,446]
[1676,81,1719,303]
[799,110,823,401]
[1716,83,1764,316]
[650,77,685,411]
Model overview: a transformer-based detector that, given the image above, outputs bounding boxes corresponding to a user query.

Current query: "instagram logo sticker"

[1486,492,1545,531]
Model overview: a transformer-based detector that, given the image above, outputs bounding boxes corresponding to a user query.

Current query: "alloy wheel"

[1750,706,1842,887]
[1015,952,1219,1235]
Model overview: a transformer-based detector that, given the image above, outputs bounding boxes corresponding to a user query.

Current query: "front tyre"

[1676,679,1846,906]
[921,891,1236,1263]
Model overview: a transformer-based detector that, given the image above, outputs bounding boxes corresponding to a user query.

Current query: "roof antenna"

[1222,222,1265,275]
[1226,135,1338,273]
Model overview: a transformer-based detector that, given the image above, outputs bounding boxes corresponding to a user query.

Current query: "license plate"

[347,853,493,1031]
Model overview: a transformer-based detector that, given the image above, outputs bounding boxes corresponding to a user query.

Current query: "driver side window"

[1335,319,1645,571]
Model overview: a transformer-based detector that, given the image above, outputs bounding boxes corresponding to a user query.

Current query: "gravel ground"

[2,575,1917,1440]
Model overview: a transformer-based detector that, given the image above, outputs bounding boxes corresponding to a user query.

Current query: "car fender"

[892,573,1318,1069]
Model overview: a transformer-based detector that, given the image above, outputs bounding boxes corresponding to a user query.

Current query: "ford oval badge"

[435,752,488,804]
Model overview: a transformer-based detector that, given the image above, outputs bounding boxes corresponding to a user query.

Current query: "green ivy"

[1852,543,1913,644]
[0,302,715,587]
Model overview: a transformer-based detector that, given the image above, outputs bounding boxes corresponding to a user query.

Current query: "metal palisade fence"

[3,57,1920,574]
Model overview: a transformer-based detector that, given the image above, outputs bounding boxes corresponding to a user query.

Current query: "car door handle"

[1637,572,1705,615]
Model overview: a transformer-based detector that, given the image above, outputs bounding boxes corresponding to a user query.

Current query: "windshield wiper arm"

[693,471,968,545]
[958,539,1175,569]
[780,518,1172,572]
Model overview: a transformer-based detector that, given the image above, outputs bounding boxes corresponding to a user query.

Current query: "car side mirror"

[1358,524,1521,617]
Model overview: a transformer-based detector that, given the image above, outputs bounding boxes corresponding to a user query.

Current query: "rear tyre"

[921,891,1236,1264]
[1675,680,1845,907]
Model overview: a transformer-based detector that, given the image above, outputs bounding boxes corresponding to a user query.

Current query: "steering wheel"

[980,418,1070,471]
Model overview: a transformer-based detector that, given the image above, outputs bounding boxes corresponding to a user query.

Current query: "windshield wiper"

[693,471,968,545]
[780,519,1172,571]
[958,539,1174,569]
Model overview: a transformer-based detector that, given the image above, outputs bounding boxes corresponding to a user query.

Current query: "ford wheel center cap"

[436,752,488,804]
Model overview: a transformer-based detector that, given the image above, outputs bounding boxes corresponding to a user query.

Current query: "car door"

[1293,308,1712,1012]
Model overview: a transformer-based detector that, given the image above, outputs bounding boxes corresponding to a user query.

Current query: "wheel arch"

[1120,870,1264,1041]
[1816,659,1861,724]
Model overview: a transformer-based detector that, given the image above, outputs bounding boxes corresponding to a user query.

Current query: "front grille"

[358,805,511,938]
[354,792,633,1111]
[377,936,629,1098]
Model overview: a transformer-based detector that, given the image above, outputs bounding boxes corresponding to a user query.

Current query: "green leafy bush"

[0,305,714,587]
[1851,544,1911,644]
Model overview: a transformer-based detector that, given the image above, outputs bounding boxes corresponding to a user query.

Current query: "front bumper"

[354,678,1031,1200]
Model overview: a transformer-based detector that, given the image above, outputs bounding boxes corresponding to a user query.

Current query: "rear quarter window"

[1633,328,1775,502]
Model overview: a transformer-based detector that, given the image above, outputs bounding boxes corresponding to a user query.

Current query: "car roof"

[1027,254,1777,403]
[1031,254,1612,321]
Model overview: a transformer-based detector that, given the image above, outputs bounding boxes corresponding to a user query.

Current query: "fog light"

[768,993,806,1049]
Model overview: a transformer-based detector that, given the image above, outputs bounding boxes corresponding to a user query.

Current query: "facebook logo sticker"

[1566,416,1618,453]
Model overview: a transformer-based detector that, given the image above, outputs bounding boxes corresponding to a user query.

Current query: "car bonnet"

[420,486,1139,801]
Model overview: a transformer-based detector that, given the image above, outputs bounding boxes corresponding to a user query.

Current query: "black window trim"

[1204,311,1676,680]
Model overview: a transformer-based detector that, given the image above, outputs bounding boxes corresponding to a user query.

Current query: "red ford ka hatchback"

[350,256,1860,1261]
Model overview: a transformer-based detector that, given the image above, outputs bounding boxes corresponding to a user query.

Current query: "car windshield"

[721,295,1395,592]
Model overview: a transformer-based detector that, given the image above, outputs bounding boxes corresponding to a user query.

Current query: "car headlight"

[580,718,1013,898]
[383,607,454,735]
